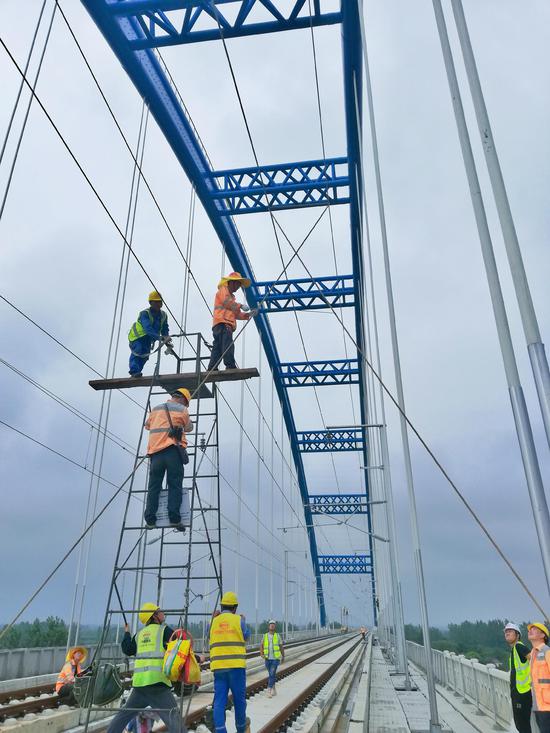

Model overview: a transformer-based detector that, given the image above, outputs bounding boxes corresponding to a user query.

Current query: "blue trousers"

[129,336,152,375]
[264,659,279,688]
[213,668,247,733]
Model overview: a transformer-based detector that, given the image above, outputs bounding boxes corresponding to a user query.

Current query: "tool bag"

[163,630,192,682]
[73,662,124,707]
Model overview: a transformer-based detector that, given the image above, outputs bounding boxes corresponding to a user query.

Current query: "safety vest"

[145,401,191,454]
[209,613,246,670]
[530,643,550,711]
[263,632,281,660]
[213,286,246,331]
[133,624,171,688]
[509,644,531,694]
[128,309,167,342]
[55,662,82,692]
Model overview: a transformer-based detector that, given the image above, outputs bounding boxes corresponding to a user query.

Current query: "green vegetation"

[405,619,530,668]
[0,617,68,649]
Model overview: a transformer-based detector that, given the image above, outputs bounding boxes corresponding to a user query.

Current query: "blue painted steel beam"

[81,0,328,626]
[308,493,368,515]
[319,555,372,574]
[341,0,377,622]
[255,275,356,313]
[278,359,359,387]
[296,428,364,453]
[109,0,343,48]
[210,157,349,214]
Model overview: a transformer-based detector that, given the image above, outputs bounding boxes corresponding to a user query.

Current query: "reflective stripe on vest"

[263,633,281,660]
[510,644,531,693]
[209,613,246,670]
[530,644,550,711]
[133,624,171,688]
[128,309,167,342]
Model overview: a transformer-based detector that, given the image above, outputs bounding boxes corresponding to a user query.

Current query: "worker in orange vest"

[528,622,550,733]
[56,646,87,705]
[207,272,255,371]
[144,388,193,530]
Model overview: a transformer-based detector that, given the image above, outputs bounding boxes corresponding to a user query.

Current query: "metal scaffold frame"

[81,0,377,626]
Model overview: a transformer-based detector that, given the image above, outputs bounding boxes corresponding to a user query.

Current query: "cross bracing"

[278,359,360,387]
[296,429,364,453]
[82,0,375,625]
[308,494,369,515]
[255,275,356,313]
[108,0,344,48]
[210,157,350,214]
[318,555,372,574]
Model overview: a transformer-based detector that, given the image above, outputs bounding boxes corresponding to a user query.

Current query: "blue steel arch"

[81,0,375,625]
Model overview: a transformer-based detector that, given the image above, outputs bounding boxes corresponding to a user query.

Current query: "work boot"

[272,684,277,696]
[129,372,143,377]
[244,717,251,733]
[144,516,156,529]
[267,688,272,698]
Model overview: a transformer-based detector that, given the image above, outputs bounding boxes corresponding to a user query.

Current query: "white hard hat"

[504,622,521,634]
[268,619,276,625]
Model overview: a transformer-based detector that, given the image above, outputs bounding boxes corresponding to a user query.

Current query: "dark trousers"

[535,711,550,733]
[213,668,247,733]
[58,683,77,706]
[106,686,186,733]
[511,691,532,733]
[145,446,184,523]
[129,336,152,376]
[264,659,279,688]
[208,324,236,370]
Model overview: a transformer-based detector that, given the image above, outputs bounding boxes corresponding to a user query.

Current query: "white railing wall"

[0,643,123,682]
[406,640,511,729]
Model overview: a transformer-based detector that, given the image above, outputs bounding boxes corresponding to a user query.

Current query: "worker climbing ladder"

[80,332,258,730]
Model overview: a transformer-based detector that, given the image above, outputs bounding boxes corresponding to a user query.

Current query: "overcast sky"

[0,0,549,637]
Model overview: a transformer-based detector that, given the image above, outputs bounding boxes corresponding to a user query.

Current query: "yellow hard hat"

[528,622,550,637]
[148,290,163,302]
[139,602,160,624]
[66,646,88,663]
[173,388,191,403]
[221,591,238,606]
[218,272,251,289]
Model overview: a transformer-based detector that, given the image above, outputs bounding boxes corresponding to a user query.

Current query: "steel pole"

[431,0,550,594]
[358,7,437,721]
[450,0,550,450]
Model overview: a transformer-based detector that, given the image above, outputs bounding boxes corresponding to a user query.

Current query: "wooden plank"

[89,367,259,396]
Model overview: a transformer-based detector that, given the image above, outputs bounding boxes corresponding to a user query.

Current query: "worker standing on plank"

[259,620,284,698]
[504,622,532,733]
[107,603,186,733]
[209,591,251,733]
[207,272,255,371]
[144,388,193,530]
[128,291,172,376]
[56,646,87,705]
[528,622,550,733]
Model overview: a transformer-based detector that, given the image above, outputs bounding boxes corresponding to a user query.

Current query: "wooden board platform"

[89,367,259,397]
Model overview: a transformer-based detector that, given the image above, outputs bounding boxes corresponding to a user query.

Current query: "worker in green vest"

[504,622,532,733]
[128,291,172,377]
[259,620,284,698]
[107,603,186,733]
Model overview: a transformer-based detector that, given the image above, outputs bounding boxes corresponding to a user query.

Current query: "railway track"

[0,634,350,724]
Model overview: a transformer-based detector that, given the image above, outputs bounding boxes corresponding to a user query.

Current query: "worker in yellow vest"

[209,591,250,733]
[128,291,172,377]
[107,603,185,733]
[259,620,284,698]
[504,622,531,733]
[528,622,550,733]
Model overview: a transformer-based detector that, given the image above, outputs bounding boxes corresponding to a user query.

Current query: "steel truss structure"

[296,428,364,453]
[210,157,350,214]
[308,493,369,515]
[82,0,376,625]
[319,555,372,574]
[278,359,360,387]
[255,275,356,313]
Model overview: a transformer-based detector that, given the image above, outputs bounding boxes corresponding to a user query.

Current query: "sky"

[0,0,549,637]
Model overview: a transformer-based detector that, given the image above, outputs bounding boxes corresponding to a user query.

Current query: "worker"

[55,646,88,705]
[207,272,255,371]
[128,291,172,377]
[504,622,532,733]
[360,626,367,642]
[209,591,251,733]
[259,620,284,698]
[107,603,186,733]
[528,622,550,733]
[144,388,193,530]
